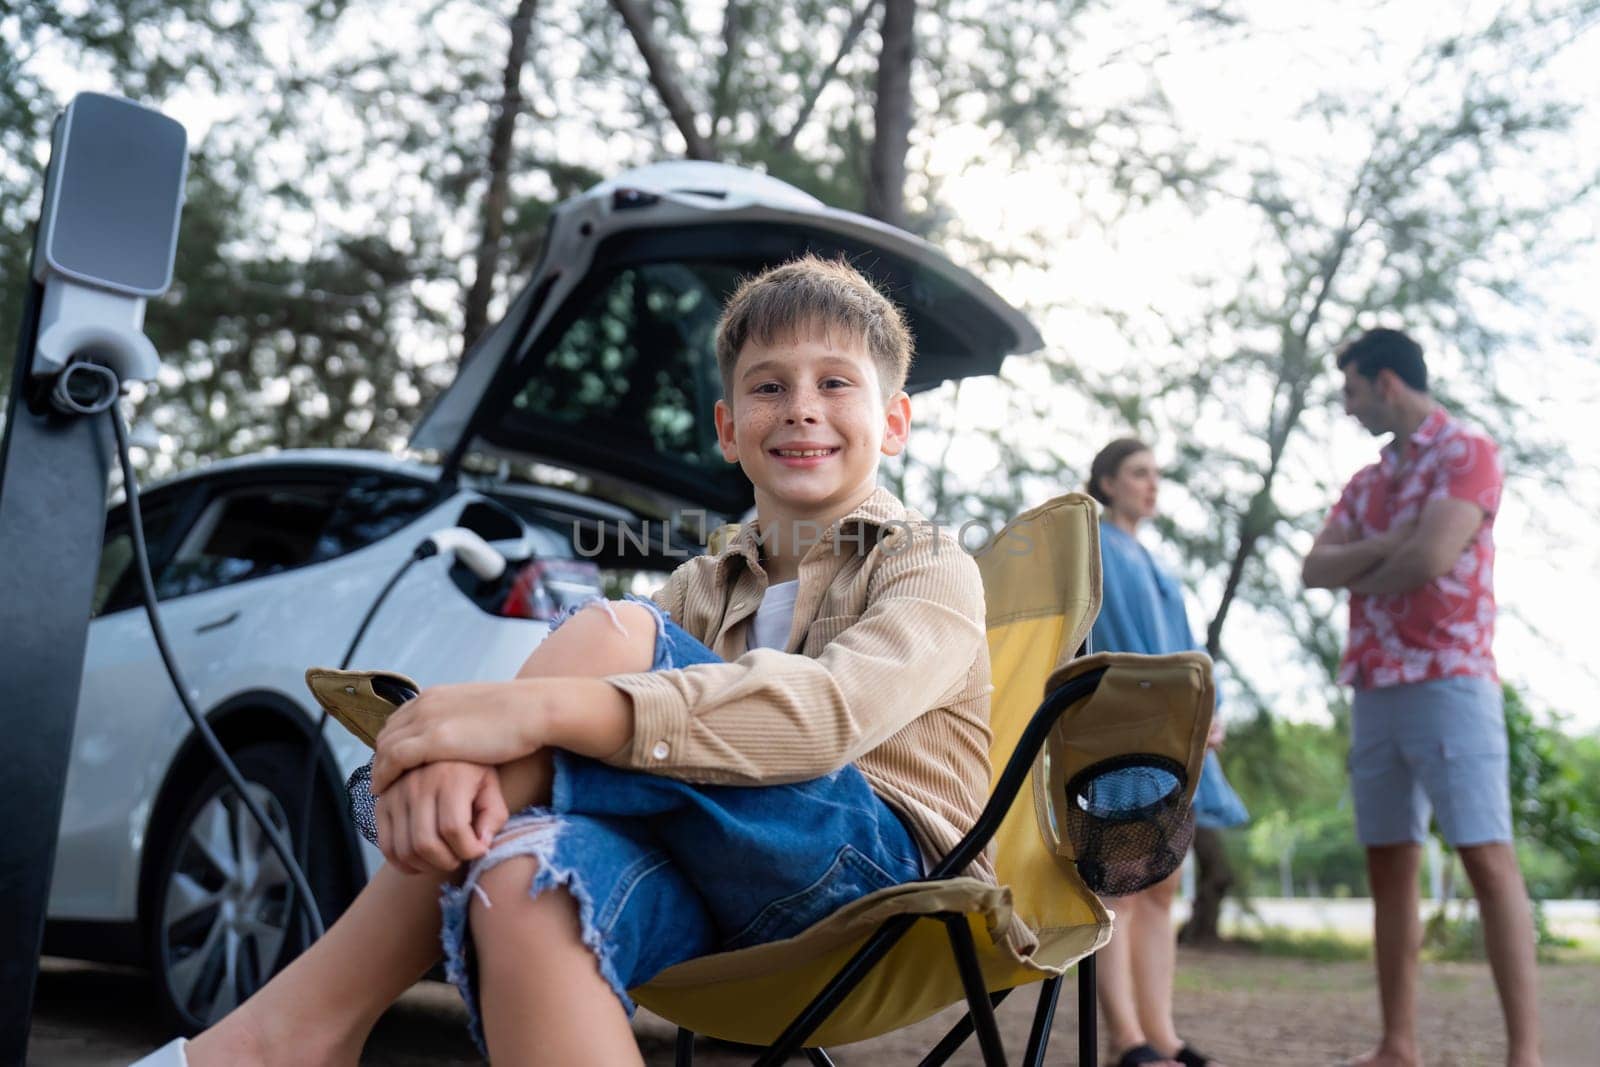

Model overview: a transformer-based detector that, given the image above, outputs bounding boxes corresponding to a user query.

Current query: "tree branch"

[774,0,879,155]
[1206,164,1369,655]
[609,0,715,160]
[709,0,742,149]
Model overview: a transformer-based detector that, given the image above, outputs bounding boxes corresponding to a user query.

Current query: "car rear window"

[508,260,736,471]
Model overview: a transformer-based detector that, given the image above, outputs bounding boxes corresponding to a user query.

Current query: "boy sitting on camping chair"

[146,254,1015,1066]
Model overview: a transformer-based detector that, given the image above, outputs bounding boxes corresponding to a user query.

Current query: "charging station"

[0,93,188,1064]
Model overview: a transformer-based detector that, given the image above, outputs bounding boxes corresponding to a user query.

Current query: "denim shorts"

[438,597,924,1053]
[1349,675,1512,847]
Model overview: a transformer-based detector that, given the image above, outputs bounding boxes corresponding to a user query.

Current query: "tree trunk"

[866,0,913,227]
[463,0,538,355]
[1179,826,1232,944]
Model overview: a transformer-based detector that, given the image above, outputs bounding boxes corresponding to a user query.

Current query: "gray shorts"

[1349,675,1512,848]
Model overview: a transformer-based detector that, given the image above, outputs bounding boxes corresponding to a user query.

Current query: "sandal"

[1114,1045,1172,1067]
[1174,1045,1211,1067]
[303,666,420,747]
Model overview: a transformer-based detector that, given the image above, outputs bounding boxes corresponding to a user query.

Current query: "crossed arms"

[1301,496,1486,595]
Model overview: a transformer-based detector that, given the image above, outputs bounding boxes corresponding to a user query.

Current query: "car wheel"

[145,739,352,1031]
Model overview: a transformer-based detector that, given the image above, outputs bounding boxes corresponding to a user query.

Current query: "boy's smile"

[714,327,910,540]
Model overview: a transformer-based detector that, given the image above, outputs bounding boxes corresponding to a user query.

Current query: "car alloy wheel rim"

[161,782,296,1023]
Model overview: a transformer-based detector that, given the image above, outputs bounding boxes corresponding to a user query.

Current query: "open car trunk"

[412,162,1043,521]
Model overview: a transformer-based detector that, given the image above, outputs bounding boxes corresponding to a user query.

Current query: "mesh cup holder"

[1064,755,1194,896]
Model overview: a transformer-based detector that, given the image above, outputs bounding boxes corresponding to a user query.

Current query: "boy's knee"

[470,857,585,951]
[471,856,538,924]
[565,600,657,665]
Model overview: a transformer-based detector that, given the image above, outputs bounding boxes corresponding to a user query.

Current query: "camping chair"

[635,493,1216,1066]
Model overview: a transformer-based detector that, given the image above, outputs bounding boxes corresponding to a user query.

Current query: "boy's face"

[714,325,910,528]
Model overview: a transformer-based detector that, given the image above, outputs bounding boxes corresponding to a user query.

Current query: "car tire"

[143,738,355,1033]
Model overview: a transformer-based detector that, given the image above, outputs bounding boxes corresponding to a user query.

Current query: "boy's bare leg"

[473,857,644,1066]
[1457,842,1541,1067]
[185,864,451,1067]
[185,604,654,1065]
[470,602,657,1062]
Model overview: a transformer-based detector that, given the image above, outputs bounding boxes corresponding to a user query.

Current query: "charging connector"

[49,359,120,416]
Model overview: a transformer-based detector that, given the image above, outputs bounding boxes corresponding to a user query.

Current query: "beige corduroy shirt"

[603,487,995,883]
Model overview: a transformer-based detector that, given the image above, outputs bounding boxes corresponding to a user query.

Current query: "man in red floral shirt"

[1303,328,1539,1067]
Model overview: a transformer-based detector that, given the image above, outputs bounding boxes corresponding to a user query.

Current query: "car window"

[148,475,440,600]
[311,476,440,563]
[509,261,735,470]
[94,497,187,616]
[154,485,344,599]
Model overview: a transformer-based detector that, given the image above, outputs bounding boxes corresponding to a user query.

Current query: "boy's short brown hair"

[715,255,913,401]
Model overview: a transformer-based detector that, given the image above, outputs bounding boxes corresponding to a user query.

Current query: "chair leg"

[941,915,1007,1066]
[752,912,920,1067]
[915,989,1012,1067]
[1022,974,1062,1067]
[676,1027,695,1067]
[804,1049,837,1066]
[1078,951,1097,1067]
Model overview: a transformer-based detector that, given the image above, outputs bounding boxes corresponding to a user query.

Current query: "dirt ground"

[28,946,1596,1065]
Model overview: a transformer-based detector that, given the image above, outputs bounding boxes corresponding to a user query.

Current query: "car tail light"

[499,558,602,621]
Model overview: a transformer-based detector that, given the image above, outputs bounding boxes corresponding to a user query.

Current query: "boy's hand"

[375,760,508,875]
[371,681,552,794]
[371,677,634,793]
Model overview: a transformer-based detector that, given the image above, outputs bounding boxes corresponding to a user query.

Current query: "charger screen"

[45,94,187,295]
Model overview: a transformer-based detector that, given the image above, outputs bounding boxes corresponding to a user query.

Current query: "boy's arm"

[603,533,987,784]
[369,674,635,793]
[368,569,698,793]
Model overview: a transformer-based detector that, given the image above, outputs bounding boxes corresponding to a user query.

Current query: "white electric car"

[43,161,1042,1030]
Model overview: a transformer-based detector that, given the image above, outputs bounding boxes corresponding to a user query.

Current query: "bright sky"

[917,0,1600,732]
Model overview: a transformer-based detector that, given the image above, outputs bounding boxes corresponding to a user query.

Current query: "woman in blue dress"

[1087,437,1248,1067]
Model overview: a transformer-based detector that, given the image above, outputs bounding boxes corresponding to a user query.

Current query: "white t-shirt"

[748,579,799,651]
[745,577,931,876]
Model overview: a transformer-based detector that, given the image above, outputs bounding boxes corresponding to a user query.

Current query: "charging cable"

[98,354,512,949]
[293,528,508,876]
[107,398,327,941]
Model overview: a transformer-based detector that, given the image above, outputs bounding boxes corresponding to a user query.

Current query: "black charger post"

[0,93,188,1064]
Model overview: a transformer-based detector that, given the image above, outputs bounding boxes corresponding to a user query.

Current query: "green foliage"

[1218,710,1368,898]
[1423,898,1575,962]
[1502,684,1600,892]
[1214,683,1600,902]
[1228,927,1369,962]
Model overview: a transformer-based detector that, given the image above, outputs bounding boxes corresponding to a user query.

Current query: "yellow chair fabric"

[630,493,1212,1048]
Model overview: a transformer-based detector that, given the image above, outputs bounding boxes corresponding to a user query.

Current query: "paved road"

[1178,895,1600,938]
